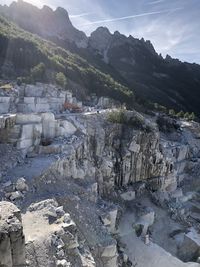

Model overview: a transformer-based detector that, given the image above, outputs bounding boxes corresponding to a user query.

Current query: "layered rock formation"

[0,83,79,155]
[0,83,79,114]
[37,112,192,196]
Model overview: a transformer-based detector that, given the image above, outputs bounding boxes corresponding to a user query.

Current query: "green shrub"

[55,72,67,88]
[168,109,176,116]
[107,109,126,124]
[108,110,151,132]
[184,112,190,120]
[157,115,180,133]
[176,110,184,118]
[30,62,46,82]
[0,15,134,106]
[176,110,196,121]
[188,112,195,121]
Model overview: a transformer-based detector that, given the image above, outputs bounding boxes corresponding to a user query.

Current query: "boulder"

[101,243,117,258]
[100,208,118,233]
[56,206,65,217]
[58,120,77,137]
[121,190,136,201]
[178,228,200,262]
[9,191,23,201]
[15,177,28,192]
[28,199,58,212]
[56,259,70,267]
[136,206,155,236]
[16,113,42,124]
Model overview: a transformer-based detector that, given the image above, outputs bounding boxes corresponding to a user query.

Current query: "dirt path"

[119,211,200,267]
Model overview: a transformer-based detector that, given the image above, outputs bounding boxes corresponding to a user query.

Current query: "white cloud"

[148,0,165,5]
[79,8,183,27]
[1,0,199,63]
[69,12,94,18]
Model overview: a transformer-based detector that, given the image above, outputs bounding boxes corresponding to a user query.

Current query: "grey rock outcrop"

[0,1,88,49]
[24,199,97,267]
[88,27,157,64]
[30,112,196,199]
[0,84,79,156]
[0,83,75,115]
[0,201,25,267]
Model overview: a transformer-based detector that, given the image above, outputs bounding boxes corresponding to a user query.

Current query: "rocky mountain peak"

[165,54,180,64]
[113,30,121,36]
[89,26,112,53]
[42,5,53,13]
[0,1,88,48]
[55,6,70,18]
[91,26,112,39]
[89,25,158,66]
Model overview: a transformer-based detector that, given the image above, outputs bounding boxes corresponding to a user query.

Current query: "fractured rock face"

[23,199,97,267]
[0,201,25,267]
[30,113,196,199]
[100,207,118,234]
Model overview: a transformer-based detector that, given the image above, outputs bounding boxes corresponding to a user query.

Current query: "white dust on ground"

[119,211,200,267]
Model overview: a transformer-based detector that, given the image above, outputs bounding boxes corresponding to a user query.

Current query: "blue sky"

[1,0,200,63]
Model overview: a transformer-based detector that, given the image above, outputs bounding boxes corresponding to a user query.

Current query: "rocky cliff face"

[89,27,157,64]
[1,85,199,201]
[0,1,88,48]
[88,27,200,115]
[1,85,200,266]
[26,110,199,200]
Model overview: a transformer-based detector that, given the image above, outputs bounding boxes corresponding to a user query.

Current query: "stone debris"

[1,83,200,267]
[9,190,24,201]
[3,177,29,202]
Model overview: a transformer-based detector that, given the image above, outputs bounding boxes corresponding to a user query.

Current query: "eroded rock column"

[0,201,25,267]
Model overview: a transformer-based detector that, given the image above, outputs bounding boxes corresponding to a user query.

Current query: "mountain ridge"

[1,1,200,115]
[0,14,133,105]
[0,0,88,48]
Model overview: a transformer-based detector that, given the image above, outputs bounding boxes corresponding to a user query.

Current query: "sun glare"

[22,0,47,8]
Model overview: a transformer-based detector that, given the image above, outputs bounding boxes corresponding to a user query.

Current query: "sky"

[1,0,200,63]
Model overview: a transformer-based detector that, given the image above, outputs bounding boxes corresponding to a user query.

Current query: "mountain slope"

[0,0,88,49]
[1,1,200,115]
[88,27,200,115]
[0,16,133,104]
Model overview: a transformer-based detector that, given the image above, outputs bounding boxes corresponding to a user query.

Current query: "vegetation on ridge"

[0,16,134,105]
